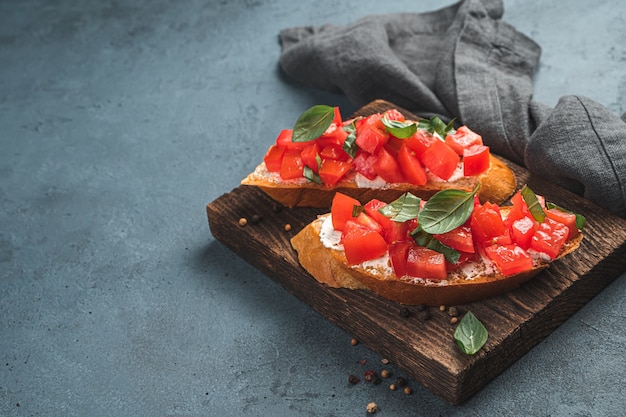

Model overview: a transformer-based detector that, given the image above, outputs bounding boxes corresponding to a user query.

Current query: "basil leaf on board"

[303,166,322,184]
[546,202,587,230]
[342,121,359,159]
[292,105,335,143]
[381,116,417,139]
[520,185,546,223]
[418,185,480,234]
[409,226,461,264]
[379,192,422,222]
[454,311,488,355]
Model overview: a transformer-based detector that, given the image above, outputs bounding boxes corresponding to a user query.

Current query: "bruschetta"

[290,185,584,306]
[242,105,516,208]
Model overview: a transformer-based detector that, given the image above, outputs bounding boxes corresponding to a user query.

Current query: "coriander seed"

[403,386,412,395]
[238,217,248,226]
[284,223,292,231]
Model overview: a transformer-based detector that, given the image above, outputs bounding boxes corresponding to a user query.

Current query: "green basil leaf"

[292,105,335,143]
[303,166,322,185]
[417,115,456,138]
[454,311,488,355]
[381,116,417,139]
[546,202,586,230]
[521,185,546,223]
[418,185,480,234]
[342,121,359,159]
[352,204,365,218]
[379,192,422,222]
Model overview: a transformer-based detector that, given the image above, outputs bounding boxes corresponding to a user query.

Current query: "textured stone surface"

[0,1,624,416]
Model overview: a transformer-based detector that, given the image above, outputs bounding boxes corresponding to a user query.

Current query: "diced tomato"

[263,144,285,172]
[280,149,304,180]
[509,215,538,250]
[300,142,320,173]
[383,109,405,123]
[405,246,447,280]
[352,151,378,180]
[545,208,579,240]
[276,129,307,150]
[389,241,411,277]
[484,244,534,276]
[354,212,383,234]
[420,138,460,180]
[356,124,388,154]
[319,159,352,186]
[319,144,350,161]
[382,219,415,244]
[506,191,530,225]
[471,202,506,244]
[373,146,405,183]
[406,130,436,159]
[530,217,569,259]
[317,107,348,146]
[434,225,475,253]
[463,144,490,176]
[397,143,428,186]
[331,192,361,231]
[364,199,393,230]
[342,221,388,265]
[445,125,483,155]
[386,135,405,153]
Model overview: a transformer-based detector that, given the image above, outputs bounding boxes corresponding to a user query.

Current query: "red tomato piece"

[319,144,350,161]
[331,192,361,231]
[397,143,428,186]
[509,215,538,250]
[280,149,304,180]
[471,202,506,245]
[406,130,436,159]
[382,219,416,244]
[434,225,475,253]
[356,124,389,154]
[373,146,405,183]
[389,241,411,277]
[405,246,447,280]
[446,251,475,271]
[463,144,490,176]
[276,129,308,150]
[445,125,483,155]
[352,151,378,180]
[484,244,534,276]
[364,199,393,230]
[420,138,460,180]
[342,221,388,265]
[319,159,352,186]
[300,142,320,173]
[383,108,405,122]
[354,212,383,234]
[530,217,569,259]
[263,144,285,172]
[545,208,579,240]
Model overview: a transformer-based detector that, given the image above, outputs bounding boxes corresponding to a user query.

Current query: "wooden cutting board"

[206,100,626,404]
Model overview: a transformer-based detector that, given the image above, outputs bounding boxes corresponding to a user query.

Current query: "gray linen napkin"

[279,0,626,218]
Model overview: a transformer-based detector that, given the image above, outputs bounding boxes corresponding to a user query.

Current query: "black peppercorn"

[399,307,410,318]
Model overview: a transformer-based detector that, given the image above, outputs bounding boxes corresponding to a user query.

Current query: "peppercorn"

[284,223,292,231]
[448,306,459,317]
[417,308,431,321]
[439,305,446,312]
[366,402,379,413]
[395,376,407,387]
[238,217,248,227]
[416,304,427,312]
[399,307,411,318]
[348,374,360,385]
[403,386,412,395]
[380,369,391,379]
[389,383,397,391]
[250,214,262,224]
[350,338,358,346]
[450,317,458,324]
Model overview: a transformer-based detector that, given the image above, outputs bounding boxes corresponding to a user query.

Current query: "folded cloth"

[279,0,626,218]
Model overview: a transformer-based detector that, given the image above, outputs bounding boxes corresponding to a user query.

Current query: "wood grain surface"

[206,100,626,404]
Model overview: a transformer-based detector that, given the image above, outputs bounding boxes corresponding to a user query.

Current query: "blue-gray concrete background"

[1,1,624,416]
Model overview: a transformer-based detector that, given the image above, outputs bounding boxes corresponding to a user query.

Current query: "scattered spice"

[450,317,459,324]
[416,304,427,312]
[250,214,262,224]
[284,223,292,231]
[416,308,431,321]
[439,305,446,312]
[238,217,248,227]
[399,307,411,318]
[380,369,391,379]
[403,386,412,395]
[366,402,379,413]
[381,358,390,365]
[358,359,367,366]
[389,383,397,391]
[350,338,358,346]
[348,374,360,385]
[448,306,459,317]
[395,376,407,387]
[364,370,381,384]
